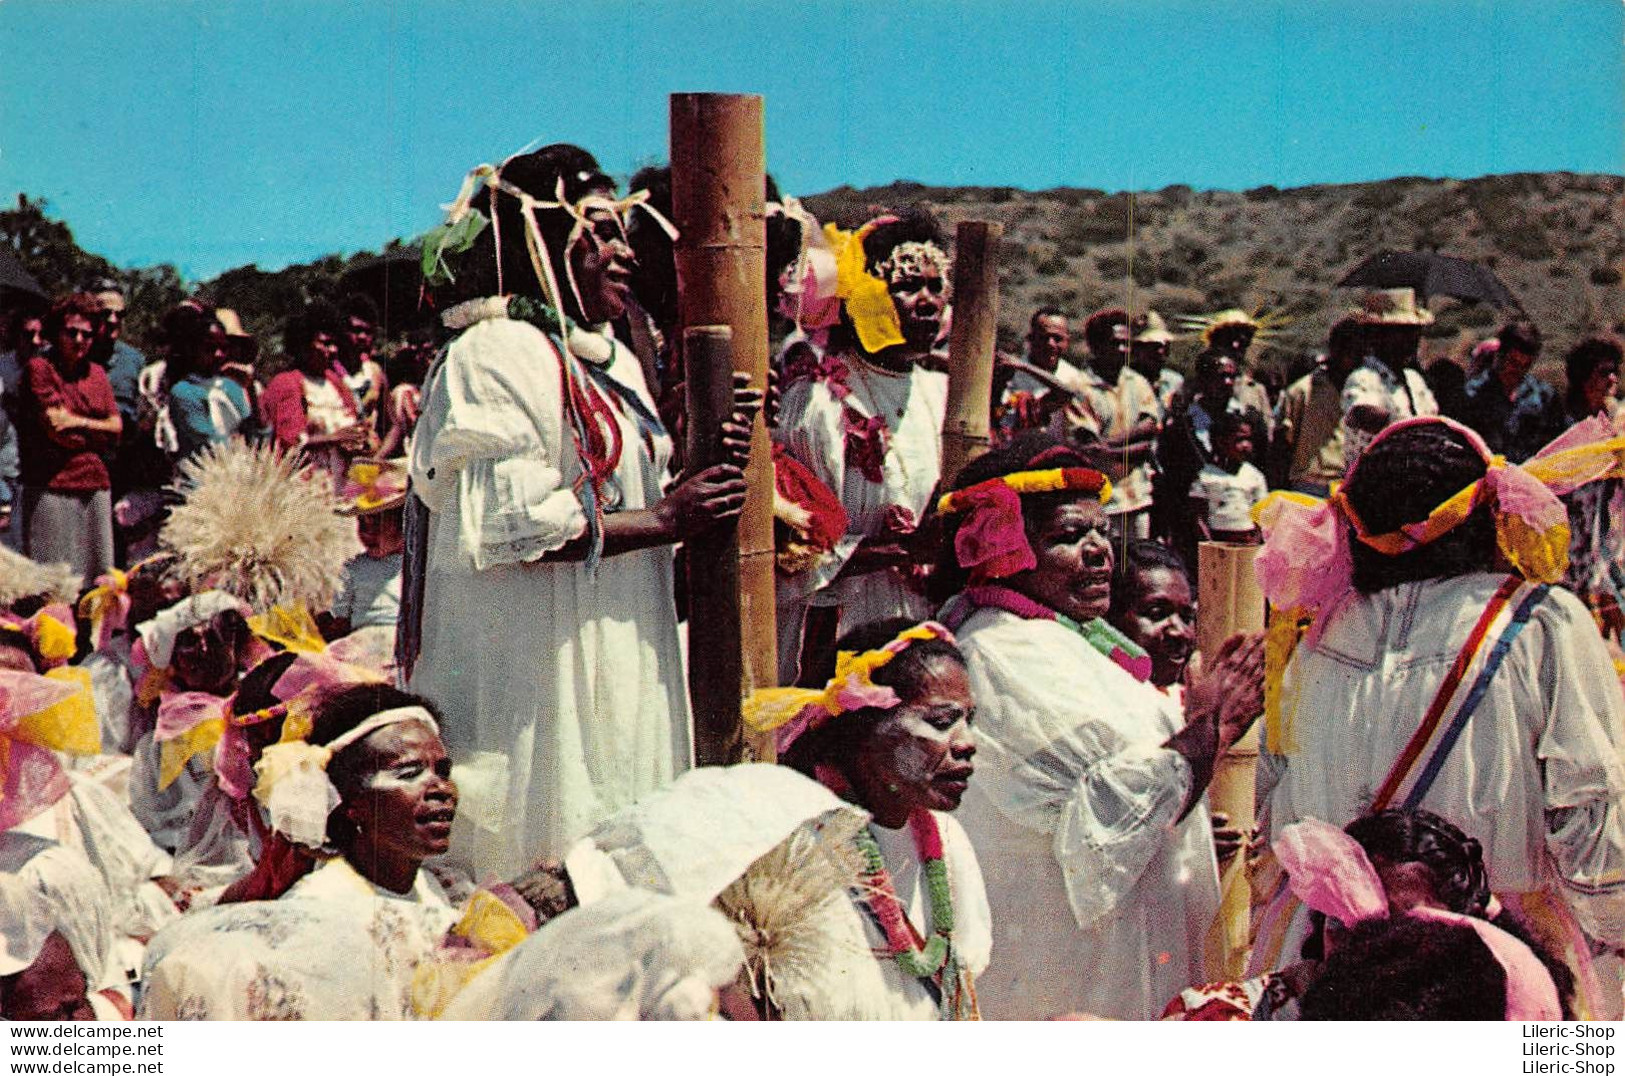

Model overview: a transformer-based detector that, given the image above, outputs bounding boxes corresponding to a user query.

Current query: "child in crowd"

[1189,409,1268,545]
[323,459,405,654]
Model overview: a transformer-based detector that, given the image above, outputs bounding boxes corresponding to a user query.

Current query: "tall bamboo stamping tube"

[670,92,776,763]
[682,326,745,766]
[1196,540,1268,979]
[940,220,1003,488]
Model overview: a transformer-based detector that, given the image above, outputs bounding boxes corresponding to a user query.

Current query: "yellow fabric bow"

[743,623,946,735]
[828,221,905,354]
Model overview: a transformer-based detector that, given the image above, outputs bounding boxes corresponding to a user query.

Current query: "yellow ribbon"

[1,667,99,808]
[828,221,905,354]
[247,604,327,655]
[743,623,944,734]
[158,716,225,791]
[77,568,129,643]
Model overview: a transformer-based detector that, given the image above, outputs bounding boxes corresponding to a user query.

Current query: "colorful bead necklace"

[943,584,1153,682]
[852,809,954,978]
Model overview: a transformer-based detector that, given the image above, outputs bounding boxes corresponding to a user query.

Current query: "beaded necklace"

[853,809,954,978]
[943,584,1153,682]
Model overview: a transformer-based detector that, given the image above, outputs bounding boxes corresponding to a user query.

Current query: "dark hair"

[339,292,379,327]
[1193,348,1234,384]
[1211,406,1261,444]
[930,432,1098,602]
[0,624,39,672]
[1564,335,1623,409]
[781,618,965,780]
[1108,539,1189,622]
[1342,421,1494,592]
[229,651,302,755]
[1299,916,1506,1020]
[1342,808,1574,1016]
[449,144,612,319]
[307,684,444,850]
[1327,317,1364,363]
[1029,306,1067,332]
[1082,308,1128,357]
[161,301,220,380]
[860,208,944,271]
[1345,809,1492,917]
[44,293,105,340]
[283,299,343,358]
[1496,320,1543,357]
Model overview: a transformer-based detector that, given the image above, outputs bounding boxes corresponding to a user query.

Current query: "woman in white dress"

[140,684,526,1019]
[751,618,991,1019]
[403,145,758,878]
[774,210,950,684]
[935,433,1264,1019]
[1253,415,1625,1018]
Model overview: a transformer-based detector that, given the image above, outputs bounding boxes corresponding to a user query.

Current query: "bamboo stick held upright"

[1196,540,1268,979]
[941,220,1003,488]
[670,92,776,764]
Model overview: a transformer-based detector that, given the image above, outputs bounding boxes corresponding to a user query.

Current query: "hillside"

[8,172,1622,385]
[804,172,1625,380]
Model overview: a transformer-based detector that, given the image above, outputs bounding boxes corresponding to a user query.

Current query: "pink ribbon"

[1274,818,1561,1020]
[954,482,1037,581]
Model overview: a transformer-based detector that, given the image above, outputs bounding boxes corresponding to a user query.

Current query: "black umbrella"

[0,248,48,313]
[1338,250,1521,310]
[338,246,427,336]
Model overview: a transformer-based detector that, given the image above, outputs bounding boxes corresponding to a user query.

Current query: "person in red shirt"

[258,299,375,484]
[19,293,121,576]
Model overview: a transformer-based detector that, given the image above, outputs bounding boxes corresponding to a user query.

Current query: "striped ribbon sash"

[1371,575,1551,813]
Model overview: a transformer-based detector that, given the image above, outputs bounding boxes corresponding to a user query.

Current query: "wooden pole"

[683,326,746,766]
[1196,540,1267,979]
[941,220,1002,488]
[671,92,776,764]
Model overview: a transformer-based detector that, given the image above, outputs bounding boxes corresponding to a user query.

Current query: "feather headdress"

[1176,307,1291,347]
[161,439,360,614]
[0,546,82,610]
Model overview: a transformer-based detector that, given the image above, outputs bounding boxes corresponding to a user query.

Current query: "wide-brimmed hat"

[1132,310,1174,344]
[1352,287,1434,327]
[339,458,409,516]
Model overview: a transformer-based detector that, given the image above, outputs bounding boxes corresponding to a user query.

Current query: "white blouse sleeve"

[963,631,1195,930]
[1531,590,1625,943]
[411,320,587,570]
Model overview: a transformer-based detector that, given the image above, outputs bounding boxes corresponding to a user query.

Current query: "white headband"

[252,705,441,848]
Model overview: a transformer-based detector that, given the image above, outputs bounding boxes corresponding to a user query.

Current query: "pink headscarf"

[1274,818,1561,1020]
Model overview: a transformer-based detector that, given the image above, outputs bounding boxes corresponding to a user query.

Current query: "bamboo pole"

[683,326,746,766]
[1196,540,1268,979]
[670,92,776,763]
[941,221,1003,488]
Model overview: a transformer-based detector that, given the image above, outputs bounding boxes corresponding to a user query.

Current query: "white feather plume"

[0,546,82,609]
[161,439,360,613]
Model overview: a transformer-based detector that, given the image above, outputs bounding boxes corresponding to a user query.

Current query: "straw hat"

[338,458,409,516]
[1132,310,1174,344]
[1351,287,1434,327]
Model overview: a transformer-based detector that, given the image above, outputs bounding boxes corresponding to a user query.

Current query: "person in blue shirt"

[162,301,251,459]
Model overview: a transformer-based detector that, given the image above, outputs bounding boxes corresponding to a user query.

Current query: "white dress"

[774,354,946,682]
[409,303,689,879]
[954,606,1220,1020]
[139,858,458,1020]
[1259,572,1625,1014]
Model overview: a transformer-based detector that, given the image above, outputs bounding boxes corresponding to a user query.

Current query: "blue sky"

[2,0,1620,281]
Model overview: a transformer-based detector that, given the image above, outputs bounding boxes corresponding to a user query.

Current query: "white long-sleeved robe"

[954,606,1220,1020]
[409,305,689,879]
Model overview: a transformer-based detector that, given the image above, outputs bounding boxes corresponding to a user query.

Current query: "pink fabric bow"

[954,482,1037,582]
[841,408,889,484]
[1274,818,1561,1020]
